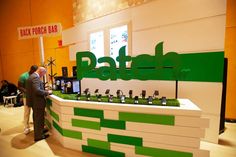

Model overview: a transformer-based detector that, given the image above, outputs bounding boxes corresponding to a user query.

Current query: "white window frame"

[88,21,132,67]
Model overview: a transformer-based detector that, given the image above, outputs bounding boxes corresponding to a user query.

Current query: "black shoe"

[43,128,49,134]
[34,134,49,142]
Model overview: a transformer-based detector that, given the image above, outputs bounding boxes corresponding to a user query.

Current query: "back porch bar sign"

[17,23,62,40]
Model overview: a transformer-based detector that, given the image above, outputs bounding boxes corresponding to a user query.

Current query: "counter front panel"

[45,95,209,157]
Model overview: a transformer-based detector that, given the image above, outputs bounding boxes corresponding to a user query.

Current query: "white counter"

[45,95,210,157]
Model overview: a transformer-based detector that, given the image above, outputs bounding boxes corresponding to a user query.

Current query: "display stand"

[45,95,210,157]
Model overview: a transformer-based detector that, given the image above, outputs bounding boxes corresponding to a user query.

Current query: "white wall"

[62,0,226,143]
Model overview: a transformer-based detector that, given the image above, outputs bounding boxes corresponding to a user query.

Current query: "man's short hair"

[29,65,38,74]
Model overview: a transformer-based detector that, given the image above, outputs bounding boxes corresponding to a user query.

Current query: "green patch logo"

[76,42,224,82]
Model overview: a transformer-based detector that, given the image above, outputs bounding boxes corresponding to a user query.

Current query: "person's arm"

[32,77,49,96]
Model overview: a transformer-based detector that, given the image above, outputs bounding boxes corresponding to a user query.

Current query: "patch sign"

[76,42,182,81]
[76,42,224,82]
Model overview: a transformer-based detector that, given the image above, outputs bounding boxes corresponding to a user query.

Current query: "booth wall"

[0,0,74,84]
[225,0,236,120]
[62,0,226,143]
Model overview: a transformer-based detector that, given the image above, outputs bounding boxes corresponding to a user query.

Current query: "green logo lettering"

[76,42,223,82]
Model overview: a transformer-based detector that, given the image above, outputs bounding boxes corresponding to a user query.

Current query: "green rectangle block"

[108,134,142,146]
[82,145,125,157]
[45,118,51,129]
[87,138,110,150]
[74,107,104,118]
[53,121,82,140]
[135,146,193,157]
[50,109,59,122]
[119,112,175,125]
[179,52,224,82]
[46,104,51,111]
[72,119,100,130]
[63,129,82,140]
[53,120,63,135]
[101,119,126,130]
[46,98,52,105]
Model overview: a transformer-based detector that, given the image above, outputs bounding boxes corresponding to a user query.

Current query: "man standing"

[18,65,38,134]
[26,67,52,142]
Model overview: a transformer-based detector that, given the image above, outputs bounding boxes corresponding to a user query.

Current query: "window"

[90,31,104,66]
[109,25,128,65]
[89,23,131,67]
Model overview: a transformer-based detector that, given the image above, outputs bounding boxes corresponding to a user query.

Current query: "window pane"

[110,25,128,65]
[90,31,104,66]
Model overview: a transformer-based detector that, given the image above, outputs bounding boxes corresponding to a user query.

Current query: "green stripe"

[135,146,193,157]
[50,109,59,122]
[119,112,175,125]
[74,107,104,118]
[46,98,52,106]
[179,51,224,82]
[63,129,82,140]
[72,119,100,130]
[45,99,59,122]
[87,138,110,150]
[53,120,63,135]
[82,145,125,157]
[46,104,51,111]
[53,121,82,139]
[44,118,51,129]
[46,99,51,111]
[108,134,142,146]
[101,119,126,130]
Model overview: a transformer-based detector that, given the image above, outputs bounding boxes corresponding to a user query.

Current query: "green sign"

[76,42,224,82]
